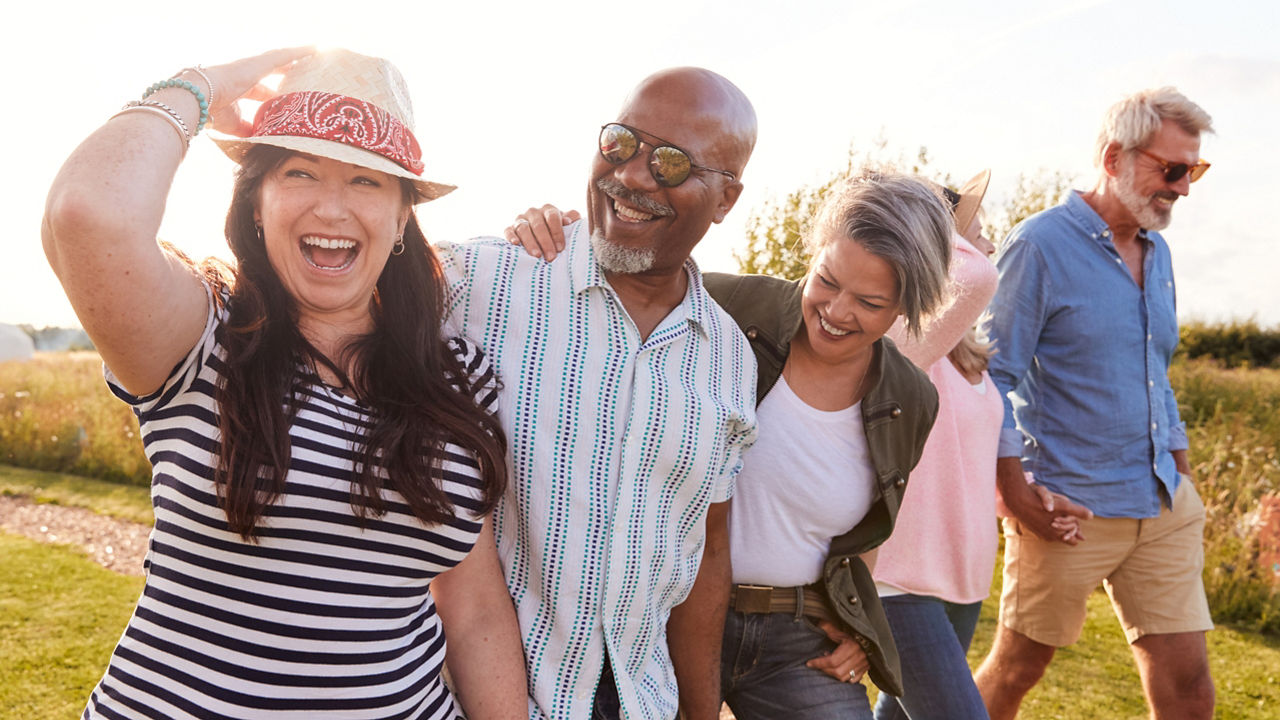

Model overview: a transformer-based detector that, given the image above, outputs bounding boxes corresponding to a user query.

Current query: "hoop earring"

[391,234,405,256]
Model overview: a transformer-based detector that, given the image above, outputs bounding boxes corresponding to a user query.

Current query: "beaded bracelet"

[142,78,209,134]
[181,66,215,114]
[112,102,190,155]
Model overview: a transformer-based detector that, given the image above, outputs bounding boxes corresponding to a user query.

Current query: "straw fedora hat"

[950,169,990,235]
[211,49,454,203]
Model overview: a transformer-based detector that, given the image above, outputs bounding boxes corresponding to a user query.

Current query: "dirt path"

[0,495,149,576]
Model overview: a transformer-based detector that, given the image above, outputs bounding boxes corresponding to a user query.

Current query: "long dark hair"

[212,144,506,539]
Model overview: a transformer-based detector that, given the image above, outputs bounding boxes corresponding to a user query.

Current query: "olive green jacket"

[703,272,939,697]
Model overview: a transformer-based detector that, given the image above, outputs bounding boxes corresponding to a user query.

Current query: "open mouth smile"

[819,315,853,337]
[300,235,359,271]
[613,199,656,223]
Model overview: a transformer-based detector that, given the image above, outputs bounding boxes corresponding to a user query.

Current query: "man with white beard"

[975,88,1217,720]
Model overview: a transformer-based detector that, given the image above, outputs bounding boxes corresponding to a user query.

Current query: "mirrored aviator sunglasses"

[598,123,736,188]
[1136,148,1211,183]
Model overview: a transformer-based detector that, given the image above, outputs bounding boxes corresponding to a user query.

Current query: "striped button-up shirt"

[437,220,758,720]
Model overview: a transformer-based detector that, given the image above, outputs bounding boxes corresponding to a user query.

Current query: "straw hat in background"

[211,48,454,203]
[949,169,991,235]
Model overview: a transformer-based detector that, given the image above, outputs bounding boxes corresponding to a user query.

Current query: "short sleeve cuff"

[998,428,1025,458]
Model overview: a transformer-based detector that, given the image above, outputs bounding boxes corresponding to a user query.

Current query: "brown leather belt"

[729,583,836,624]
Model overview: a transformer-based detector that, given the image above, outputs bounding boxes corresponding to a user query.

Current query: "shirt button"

[1151,423,1158,430]
[890,408,902,419]
[1147,334,1152,341]
[1149,380,1154,387]
[847,595,859,605]
[1103,230,1111,237]
[746,328,759,340]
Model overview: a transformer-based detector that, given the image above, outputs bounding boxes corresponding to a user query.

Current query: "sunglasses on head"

[1134,148,1211,184]
[599,123,737,188]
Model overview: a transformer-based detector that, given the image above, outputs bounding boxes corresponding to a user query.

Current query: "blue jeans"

[872,594,989,720]
[722,610,872,719]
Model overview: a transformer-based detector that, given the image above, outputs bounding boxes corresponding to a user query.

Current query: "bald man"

[437,68,760,720]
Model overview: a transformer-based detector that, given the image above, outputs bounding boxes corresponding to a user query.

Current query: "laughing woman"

[43,49,526,719]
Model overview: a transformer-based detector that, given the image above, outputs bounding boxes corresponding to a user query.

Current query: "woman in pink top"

[871,173,1083,719]
[869,170,1001,719]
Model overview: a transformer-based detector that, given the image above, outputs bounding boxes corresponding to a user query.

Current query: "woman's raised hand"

[201,47,315,137]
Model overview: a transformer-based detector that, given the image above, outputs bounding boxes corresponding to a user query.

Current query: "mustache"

[596,177,674,217]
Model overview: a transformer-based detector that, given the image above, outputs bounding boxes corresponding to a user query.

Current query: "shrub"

[1180,319,1280,368]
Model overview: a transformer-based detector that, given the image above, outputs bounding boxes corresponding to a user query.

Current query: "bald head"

[619,67,757,178]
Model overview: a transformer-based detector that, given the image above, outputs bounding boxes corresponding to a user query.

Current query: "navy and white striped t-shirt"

[84,293,494,720]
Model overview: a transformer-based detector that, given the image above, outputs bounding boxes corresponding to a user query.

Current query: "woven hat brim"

[952,169,991,236]
[210,133,455,204]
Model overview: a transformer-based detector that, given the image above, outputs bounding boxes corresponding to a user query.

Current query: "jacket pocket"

[822,555,904,696]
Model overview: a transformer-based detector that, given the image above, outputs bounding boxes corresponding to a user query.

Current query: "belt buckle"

[733,584,774,614]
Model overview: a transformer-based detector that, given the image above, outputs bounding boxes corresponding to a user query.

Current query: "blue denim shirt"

[984,191,1188,518]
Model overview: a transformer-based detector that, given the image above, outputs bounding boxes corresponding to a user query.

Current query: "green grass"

[0,464,152,525]
[0,533,143,720]
[963,585,1280,719]
[2,471,1278,719]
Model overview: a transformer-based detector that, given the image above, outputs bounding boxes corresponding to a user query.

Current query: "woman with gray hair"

[505,167,953,718]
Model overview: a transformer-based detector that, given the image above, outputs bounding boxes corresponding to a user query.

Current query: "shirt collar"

[1065,190,1153,249]
[568,219,713,338]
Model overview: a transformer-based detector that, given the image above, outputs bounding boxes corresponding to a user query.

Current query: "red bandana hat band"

[251,91,425,176]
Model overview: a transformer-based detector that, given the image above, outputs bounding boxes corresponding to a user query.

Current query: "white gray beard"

[1114,161,1172,231]
[590,229,656,274]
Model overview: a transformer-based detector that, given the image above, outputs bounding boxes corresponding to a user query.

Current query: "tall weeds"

[0,354,149,486]
[1174,359,1280,633]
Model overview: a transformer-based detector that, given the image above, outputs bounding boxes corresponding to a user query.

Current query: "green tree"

[984,169,1075,246]
[735,141,946,280]
[735,142,1079,277]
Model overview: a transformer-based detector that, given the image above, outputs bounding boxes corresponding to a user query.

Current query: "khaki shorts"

[999,478,1214,647]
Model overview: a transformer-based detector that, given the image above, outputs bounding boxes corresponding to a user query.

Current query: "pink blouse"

[873,235,1004,603]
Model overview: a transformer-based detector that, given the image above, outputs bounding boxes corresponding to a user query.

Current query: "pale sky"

[4,0,1277,328]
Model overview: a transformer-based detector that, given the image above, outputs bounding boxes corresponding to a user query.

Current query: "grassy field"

[0,353,150,486]
[0,463,152,524]
[962,573,1280,719]
[0,534,143,719]
[3,351,1279,717]
[3,466,1280,719]
[1177,361,1280,633]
